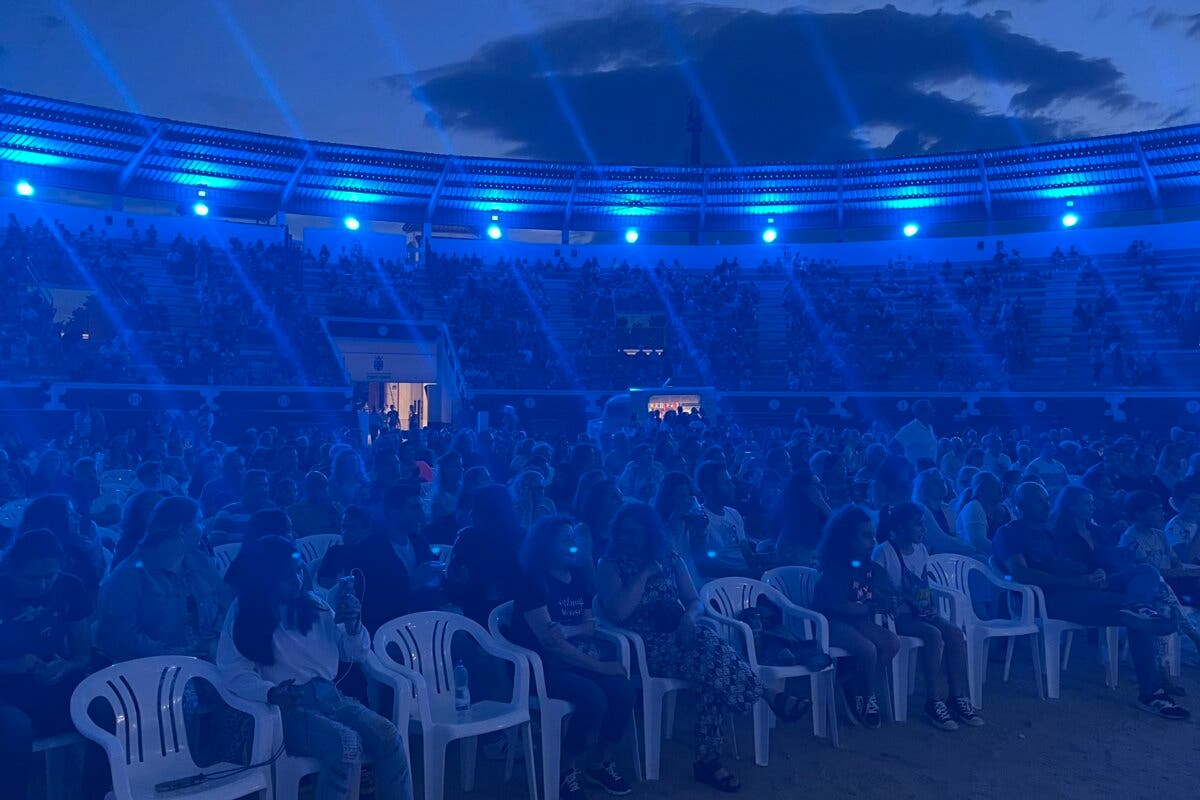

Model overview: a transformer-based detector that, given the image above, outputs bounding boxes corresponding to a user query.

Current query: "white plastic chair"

[33,732,87,800]
[69,656,276,800]
[489,601,641,800]
[763,566,913,724]
[699,577,839,763]
[984,563,1123,700]
[296,534,342,565]
[212,543,241,578]
[591,598,690,780]
[926,554,1044,708]
[429,543,453,564]
[373,611,538,800]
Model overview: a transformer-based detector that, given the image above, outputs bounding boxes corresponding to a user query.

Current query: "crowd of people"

[5,210,1200,393]
[2,397,1200,799]
[2,215,343,386]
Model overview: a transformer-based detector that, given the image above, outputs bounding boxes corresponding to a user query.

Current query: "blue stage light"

[15,180,34,197]
[343,216,360,231]
[903,222,920,238]
[624,228,639,244]
[192,202,209,217]
[486,223,503,240]
[1062,213,1079,228]
[762,226,778,244]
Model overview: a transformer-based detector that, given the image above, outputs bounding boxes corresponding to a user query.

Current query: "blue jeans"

[281,680,412,800]
[543,666,635,763]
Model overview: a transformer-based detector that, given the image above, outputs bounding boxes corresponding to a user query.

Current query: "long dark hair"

[19,494,74,545]
[115,489,169,565]
[607,502,671,568]
[229,536,320,666]
[0,527,64,572]
[772,465,827,552]
[142,496,201,548]
[817,504,873,572]
[652,471,694,522]
[1049,485,1094,534]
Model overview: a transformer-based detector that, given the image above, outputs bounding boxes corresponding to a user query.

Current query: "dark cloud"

[393,4,1144,165]
[1148,9,1200,38]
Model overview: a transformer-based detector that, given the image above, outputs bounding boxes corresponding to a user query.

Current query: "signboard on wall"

[336,342,437,383]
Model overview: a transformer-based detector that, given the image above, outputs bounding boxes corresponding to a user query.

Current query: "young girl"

[513,515,634,800]
[813,505,899,729]
[873,503,983,730]
[217,536,410,800]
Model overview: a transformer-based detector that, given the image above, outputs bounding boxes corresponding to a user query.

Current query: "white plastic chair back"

[374,611,527,723]
[211,543,241,578]
[69,656,272,800]
[297,534,342,565]
[763,565,820,608]
[429,543,453,563]
[926,553,986,622]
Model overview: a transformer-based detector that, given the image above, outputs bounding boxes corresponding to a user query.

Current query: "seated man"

[208,469,274,543]
[993,483,1188,720]
[318,483,438,634]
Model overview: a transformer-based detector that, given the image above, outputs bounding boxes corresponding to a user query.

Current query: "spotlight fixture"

[192,202,210,217]
[343,216,361,231]
[903,222,920,238]
[624,228,639,244]
[15,180,34,197]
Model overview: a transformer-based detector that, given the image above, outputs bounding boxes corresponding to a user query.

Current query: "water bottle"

[453,661,471,712]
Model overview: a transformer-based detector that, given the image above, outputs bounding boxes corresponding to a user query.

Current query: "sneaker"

[863,694,882,729]
[561,768,588,800]
[584,762,632,796]
[844,689,867,727]
[952,697,985,727]
[925,700,959,731]
[1138,690,1191,721]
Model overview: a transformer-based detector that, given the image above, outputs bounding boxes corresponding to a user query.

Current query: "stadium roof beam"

[836,165,845,241]
[277,151,312,221]
[1132,138,1163,222]
[977,155,993,235]
[113,123,162,209]
[424,159,452,224]
[562,167,581,244]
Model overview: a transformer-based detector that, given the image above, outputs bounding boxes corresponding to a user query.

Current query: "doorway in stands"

[367,382,433,430]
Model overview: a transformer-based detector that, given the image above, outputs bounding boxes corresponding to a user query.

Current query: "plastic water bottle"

[453,661,471,711]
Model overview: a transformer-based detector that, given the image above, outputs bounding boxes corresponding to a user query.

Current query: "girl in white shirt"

[873,503,982,732]
[217,536,411,800]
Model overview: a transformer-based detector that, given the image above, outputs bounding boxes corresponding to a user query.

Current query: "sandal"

[769,692,812,723]
[693,757,741,793]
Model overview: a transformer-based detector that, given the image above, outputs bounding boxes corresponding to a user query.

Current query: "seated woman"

[872,503,983,731]
[596,503,808,793]
[217,535,411,800]
[111,489,168,567]
[97,496,227,662]
[813,505,900,730]
[770,466,830,567]
[512,515,634,800]
[0,529,95,800]
[18,493,107,594]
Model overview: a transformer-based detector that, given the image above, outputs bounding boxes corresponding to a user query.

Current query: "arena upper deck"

[2,90,1200,236]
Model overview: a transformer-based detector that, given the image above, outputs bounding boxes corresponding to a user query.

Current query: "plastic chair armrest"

[702,608,759,668]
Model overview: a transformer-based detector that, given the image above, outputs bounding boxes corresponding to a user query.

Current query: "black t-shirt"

[0,573,92,662]
[510,568,593,654]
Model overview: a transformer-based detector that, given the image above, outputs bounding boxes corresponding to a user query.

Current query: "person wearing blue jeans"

[994,484,1188,720]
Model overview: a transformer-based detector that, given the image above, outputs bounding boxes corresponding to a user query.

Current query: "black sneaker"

[844,689,867,727]
[1138,690,1191,721]
[584,762,632,796]
[863,694,882,729]
[925,699,959,731]
[953,696,985,727]
[561,768,588,800]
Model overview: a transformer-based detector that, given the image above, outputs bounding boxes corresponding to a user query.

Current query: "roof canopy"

[3,90,1199,233]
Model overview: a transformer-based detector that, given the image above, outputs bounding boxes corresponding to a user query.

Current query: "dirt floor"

[450,638,1198,800]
